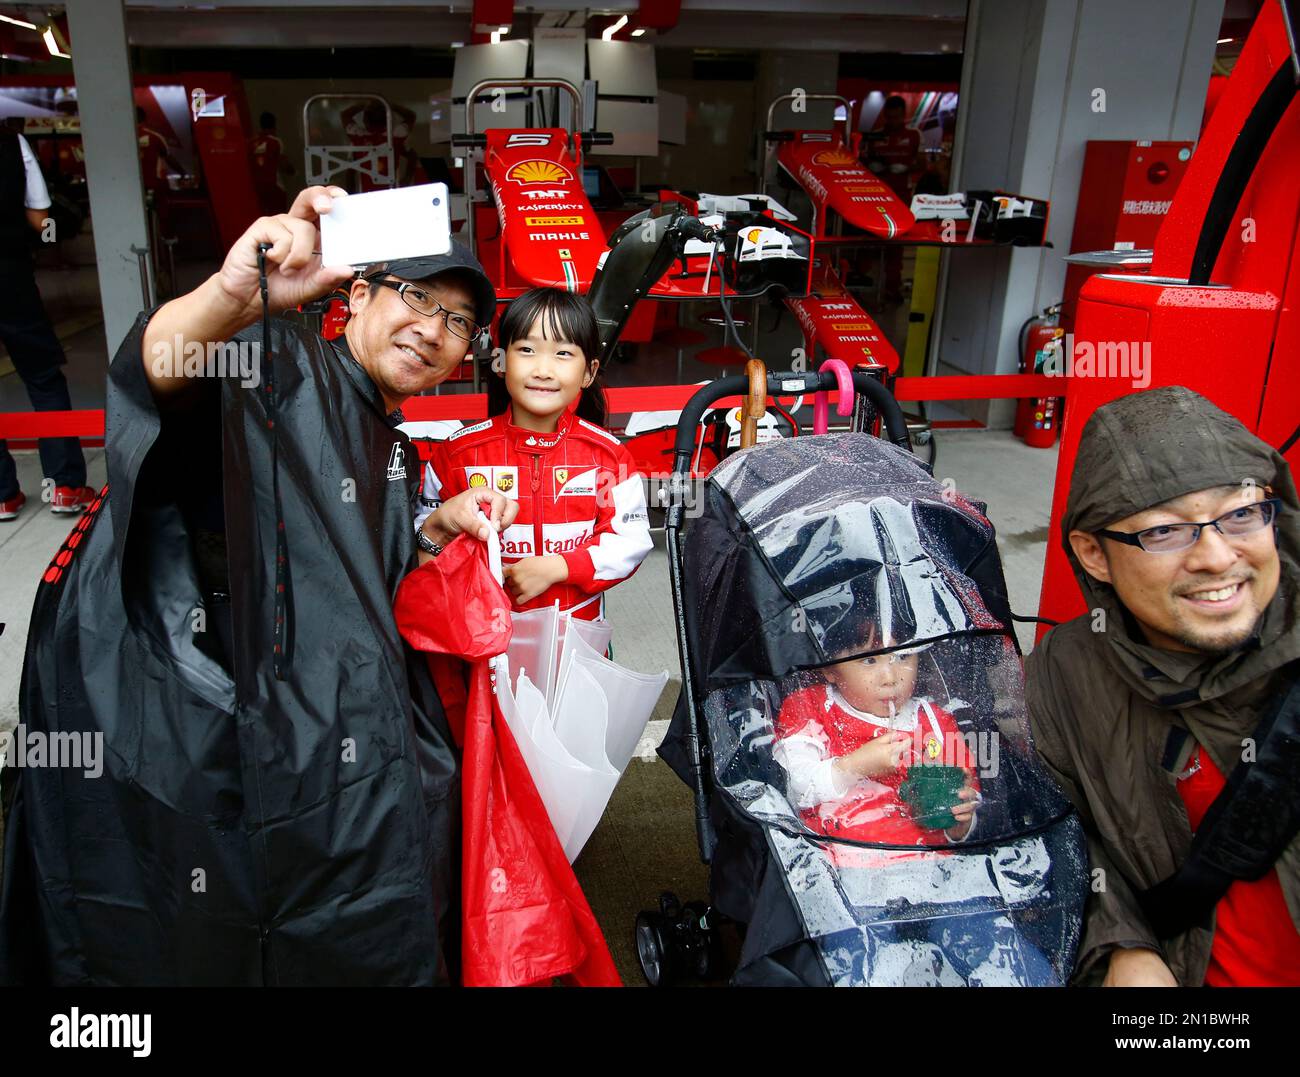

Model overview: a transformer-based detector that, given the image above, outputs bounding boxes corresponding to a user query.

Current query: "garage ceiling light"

[603,15,628,41]
[41,25,69,59]
[0,13,38,30]
[632,28,646,37]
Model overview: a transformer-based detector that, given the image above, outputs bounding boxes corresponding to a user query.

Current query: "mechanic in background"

[862,95,919,303]
[0,122,94,521]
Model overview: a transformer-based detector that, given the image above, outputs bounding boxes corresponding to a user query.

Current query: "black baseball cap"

[362,240,497,328]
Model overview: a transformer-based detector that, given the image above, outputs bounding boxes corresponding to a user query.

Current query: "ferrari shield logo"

[554,468,568,488]
[925,736,942,761]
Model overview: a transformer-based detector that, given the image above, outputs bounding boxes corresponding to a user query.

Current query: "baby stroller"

[648,369,1087,986]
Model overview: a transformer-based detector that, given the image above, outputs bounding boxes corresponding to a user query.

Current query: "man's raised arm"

[141,185,354,405]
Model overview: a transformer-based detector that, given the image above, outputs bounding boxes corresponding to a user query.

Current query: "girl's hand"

[944,779,980,840]
[502,555,569,605]
[835,732,911,781]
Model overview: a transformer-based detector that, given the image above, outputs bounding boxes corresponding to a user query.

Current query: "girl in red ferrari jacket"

[416,287,653,620]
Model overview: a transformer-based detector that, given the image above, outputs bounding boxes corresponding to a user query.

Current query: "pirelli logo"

[526,214,586,226]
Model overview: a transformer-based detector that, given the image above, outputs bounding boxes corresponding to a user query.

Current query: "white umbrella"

[481,515,668,862]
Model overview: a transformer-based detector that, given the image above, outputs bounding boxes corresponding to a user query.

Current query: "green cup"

[898,764,967,831]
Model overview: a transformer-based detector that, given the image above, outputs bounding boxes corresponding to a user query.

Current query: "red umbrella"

[395,534,621,987]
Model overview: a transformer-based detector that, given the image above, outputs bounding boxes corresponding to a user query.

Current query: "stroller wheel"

[635,912,674,988]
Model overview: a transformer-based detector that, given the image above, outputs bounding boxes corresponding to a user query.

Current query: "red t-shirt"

[249,133,283,188]
[1176,744,1300,986]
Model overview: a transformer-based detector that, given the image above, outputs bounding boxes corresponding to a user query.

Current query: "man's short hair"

[884,95,907,112]
[260,111,276,130]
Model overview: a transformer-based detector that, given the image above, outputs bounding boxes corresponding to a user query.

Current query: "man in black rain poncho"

[0,185,516,985]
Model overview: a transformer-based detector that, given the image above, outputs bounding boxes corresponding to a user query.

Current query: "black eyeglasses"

[1097,498,1282,553]
[368,278,481,341]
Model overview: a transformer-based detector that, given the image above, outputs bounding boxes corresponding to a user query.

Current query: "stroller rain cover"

[661,433,1087,986]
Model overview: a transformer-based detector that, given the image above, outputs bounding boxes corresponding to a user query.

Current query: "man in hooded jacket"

[1026,387,1300,987]
[0,185,517,985]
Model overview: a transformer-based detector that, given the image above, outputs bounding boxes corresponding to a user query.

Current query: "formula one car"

[764,92,1050,248]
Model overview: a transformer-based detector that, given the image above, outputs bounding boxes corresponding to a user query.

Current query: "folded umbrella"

[394,535,620,987]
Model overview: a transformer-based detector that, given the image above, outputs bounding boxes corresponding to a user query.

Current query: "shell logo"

[811,149,859,167]
[468,472,489,488]
[506,159,573,186]
[745,228,764,243]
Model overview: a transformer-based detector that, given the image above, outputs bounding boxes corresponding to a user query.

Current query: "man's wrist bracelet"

[415,526,444,557]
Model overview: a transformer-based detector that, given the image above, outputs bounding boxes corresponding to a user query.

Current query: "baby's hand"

[944,777,980,841]
[836,732,911,781]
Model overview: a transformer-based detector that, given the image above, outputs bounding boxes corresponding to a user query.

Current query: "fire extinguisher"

[1015,303,1064,448]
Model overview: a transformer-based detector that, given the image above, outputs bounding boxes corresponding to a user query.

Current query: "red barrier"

[0,374,1068,438]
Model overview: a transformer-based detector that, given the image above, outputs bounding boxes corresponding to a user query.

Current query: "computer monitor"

[582,166,602,199]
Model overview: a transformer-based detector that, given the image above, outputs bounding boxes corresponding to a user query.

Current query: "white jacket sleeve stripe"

[589,475,653,582]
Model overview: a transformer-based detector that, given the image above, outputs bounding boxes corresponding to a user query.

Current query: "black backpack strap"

[1138,663,1300,940]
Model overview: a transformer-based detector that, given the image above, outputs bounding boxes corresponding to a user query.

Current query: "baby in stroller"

[774,628,979,846]
[773,620,1061,986]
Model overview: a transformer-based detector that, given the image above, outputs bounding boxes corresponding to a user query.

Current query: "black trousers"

[0,255,85,499]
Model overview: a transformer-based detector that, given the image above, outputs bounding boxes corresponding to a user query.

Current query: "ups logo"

[496,473,514,493]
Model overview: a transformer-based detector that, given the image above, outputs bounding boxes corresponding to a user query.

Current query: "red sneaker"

[0,490,26,521]
[50,485,96,515]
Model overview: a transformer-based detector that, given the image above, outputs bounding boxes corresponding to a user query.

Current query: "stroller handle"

[670,368,911,468]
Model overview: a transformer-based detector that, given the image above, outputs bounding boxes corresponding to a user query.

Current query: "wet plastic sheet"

[703,639,1086,986]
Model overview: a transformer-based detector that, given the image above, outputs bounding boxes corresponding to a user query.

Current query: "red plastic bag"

[395,536,621,987]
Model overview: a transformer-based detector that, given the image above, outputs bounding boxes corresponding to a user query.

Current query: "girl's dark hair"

[487,287,608,426]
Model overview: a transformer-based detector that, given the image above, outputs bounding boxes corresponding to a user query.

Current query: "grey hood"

[1061,386,1300,709]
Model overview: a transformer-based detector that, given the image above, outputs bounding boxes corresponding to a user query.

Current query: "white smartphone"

[319,182,452,267]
